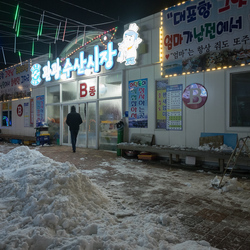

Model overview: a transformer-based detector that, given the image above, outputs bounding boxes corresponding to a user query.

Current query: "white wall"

[122,12,250,149]
[1,99,34,137]
[125,64,250,148]
[0,86,45,137]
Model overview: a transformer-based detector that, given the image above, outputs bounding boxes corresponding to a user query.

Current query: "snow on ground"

[0,145,232,249]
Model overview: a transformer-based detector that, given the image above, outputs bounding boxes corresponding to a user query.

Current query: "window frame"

[226,66,250,132]
[1,102,12,127]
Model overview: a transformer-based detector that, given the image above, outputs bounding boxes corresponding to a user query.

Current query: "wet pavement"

[1,142,250,250]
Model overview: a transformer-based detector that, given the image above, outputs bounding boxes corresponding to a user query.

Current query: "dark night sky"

[0,0,181,69]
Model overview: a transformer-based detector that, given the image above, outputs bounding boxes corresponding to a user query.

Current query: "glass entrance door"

[62,105,69,144]
[87,102,97,148]
[62,102,97,148]
[78,103,87,147]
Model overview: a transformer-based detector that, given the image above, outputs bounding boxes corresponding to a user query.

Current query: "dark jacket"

[66,106,83,131]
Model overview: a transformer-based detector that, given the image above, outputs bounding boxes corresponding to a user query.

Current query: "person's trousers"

[70,130,79,152]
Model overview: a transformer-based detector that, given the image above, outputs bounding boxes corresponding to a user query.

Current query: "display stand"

[35,126,50,146]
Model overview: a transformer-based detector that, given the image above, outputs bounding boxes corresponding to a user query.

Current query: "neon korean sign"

[30,42,117,86]
[117,23,142,66]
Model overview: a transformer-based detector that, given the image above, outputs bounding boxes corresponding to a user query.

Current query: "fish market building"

[0,0,249,165]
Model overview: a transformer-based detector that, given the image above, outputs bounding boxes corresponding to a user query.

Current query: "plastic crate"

[10,139,22,144]
[37,135,50,145]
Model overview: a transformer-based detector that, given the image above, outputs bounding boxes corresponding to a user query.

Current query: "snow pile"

[0,146,111,249]
[210,176,243,192]
[198,143,233,152]
[0,146,218,249]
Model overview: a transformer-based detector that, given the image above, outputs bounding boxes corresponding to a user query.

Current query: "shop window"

[230,72,250,127]
[47,85,60,103]
[2,111,12,127]
[2,102,12,127]
[62,81,77,102]
[156,80,168,129]
[99,74,122,98]
[47,105,60,143]
[99,99,122,150]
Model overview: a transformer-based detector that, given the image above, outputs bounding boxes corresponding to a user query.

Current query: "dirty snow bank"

[0,146,218,249]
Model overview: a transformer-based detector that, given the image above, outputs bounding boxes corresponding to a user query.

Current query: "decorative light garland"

[61,27,117,62]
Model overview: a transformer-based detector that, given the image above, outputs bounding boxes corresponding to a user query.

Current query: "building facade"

[0,0,250,152]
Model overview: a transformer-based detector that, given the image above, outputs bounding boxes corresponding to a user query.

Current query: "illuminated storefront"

[0,1,250,153]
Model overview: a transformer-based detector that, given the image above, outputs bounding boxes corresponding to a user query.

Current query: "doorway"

[62,102,97,149]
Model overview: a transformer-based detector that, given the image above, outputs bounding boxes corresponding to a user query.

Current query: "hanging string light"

[54,26,59,44]
[1,47,6,65]
[57,22,61,41]
[62,18,67,42]
[16,16,21,37]
[75,26,79,44]
[18,51,22,65]
[14,34,16,53]
[32,39,35,56]
[82,25,86,46]
[1,1,119,67]
[39,11,45,36]
[37,14,42,40]
[49,44,51,59]
[61,27,117,62]
[13,3,19,29]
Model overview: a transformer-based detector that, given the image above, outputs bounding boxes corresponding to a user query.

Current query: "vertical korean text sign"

[128,78,148,128]
[36,95,45,127]
[166,84,183,131]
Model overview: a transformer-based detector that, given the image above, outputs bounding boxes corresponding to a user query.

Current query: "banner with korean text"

[0,62,31,101]
[128,78,148,128]
[162,0,250,75]
[36,95,45,127]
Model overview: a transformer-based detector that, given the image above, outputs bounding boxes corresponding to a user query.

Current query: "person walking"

[66,105,83,153]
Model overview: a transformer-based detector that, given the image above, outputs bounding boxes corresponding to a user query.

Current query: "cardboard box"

[138,154,157,160]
